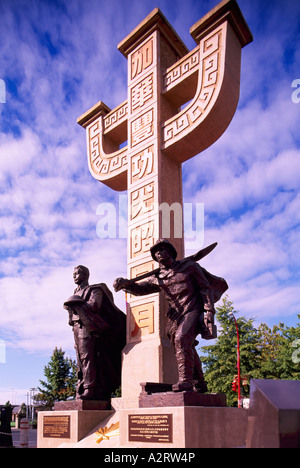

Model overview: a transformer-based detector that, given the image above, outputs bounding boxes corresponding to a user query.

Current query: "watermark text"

[96,196,204,250]
[292,339,300,364]
[0,79,5,103]
[0,339,6,363]
[291,79,300,104]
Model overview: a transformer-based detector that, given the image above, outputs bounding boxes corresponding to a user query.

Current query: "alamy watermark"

[292,339,300,364]
[291,79,300,104]
[0,339,6,364]
[0,79,5,104]
[96,195,204,250]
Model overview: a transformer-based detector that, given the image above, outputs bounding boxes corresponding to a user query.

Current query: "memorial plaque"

[128,414,172,443]
[43,415,71,439]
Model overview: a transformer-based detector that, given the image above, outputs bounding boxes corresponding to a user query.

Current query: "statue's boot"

[80,387,97,400]
[172,353,194,392]
[193,348,208,393]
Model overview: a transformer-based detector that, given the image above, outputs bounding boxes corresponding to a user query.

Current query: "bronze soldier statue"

[64,265,126,400]
[114,239,228,393]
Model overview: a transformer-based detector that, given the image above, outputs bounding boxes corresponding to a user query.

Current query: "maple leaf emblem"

[95,421,120,444]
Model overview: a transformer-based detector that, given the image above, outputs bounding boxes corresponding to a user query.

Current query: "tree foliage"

[35,347,77,408]
[199,297,300,406]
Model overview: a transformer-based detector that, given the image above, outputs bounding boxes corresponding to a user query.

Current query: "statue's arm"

[64,288,104,326]
[85,288,103,311]
[113,277,160,296]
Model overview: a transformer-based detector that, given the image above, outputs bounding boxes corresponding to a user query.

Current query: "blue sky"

[0,0,300,404]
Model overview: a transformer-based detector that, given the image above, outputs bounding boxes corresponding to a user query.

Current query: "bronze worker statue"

[64,265,126,400]
[114,239,228,393]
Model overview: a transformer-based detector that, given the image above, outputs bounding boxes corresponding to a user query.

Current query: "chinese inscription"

[128,414,173,443]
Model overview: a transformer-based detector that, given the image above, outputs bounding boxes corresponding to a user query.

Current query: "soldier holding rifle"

[114,239,228,393]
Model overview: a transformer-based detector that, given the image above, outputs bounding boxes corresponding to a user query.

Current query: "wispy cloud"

[0,0,132,356]
[0,237,127,353]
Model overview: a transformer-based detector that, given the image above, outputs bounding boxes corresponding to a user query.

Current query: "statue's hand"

[205,310,215,324]
[113,277,130,292]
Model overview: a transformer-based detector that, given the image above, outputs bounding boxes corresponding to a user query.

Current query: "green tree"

[257,318,300,380]
[199,298,300,406]
[35,347,77,408]
[199,297,261,406]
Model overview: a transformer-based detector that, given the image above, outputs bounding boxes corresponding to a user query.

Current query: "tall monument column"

[118,12,189,407]
[77,0,252,408]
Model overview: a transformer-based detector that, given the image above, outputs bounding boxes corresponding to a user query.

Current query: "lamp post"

[229,311,242,408]
[29,388,37,423]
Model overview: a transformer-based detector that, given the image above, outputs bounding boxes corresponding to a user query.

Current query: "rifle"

[126,242,218,285]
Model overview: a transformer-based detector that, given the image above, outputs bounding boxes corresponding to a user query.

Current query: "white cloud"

[195,193,300,323]
[0,129,40,180]
[0,237,127,353]
[189,148,300,216]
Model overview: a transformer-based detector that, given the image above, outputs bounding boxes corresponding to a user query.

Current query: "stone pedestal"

[37,400,113,448]
[117,384,247,448]
[139,382,227,408]
[119,406,248,448]
[54,400,110,411]
[43,394,247,448]
[139,391,227,408]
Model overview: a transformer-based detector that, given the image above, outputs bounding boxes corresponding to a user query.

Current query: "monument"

[77,0,252,410]
[38,0,253,448]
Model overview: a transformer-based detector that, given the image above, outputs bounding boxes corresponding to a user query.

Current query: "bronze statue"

[114,239,228,393]
[64,265,126,400]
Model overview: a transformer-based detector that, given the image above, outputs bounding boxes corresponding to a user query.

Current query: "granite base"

[119,406,248,448]
[139,382,227,408]
[37,409,113,448]
[139,391,227,408]
[54,399,111,411]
